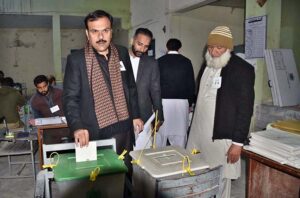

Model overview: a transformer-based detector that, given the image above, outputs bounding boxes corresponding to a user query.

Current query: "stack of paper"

[264,49,300,107]
[244,129,300,169]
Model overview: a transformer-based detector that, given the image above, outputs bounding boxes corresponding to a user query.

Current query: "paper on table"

[35,116,63,125]
[75,141,97,162]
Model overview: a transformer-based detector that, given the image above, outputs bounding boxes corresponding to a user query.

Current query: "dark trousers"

[98,129,134,178]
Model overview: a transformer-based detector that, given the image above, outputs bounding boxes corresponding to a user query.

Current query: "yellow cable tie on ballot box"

[118,149,128,160]
[89,167,100,182]
[152,110,159,149]
[131,110,159,166]
[182,156,195,176]
[131,159,140,165]
[191,148,201,155]
[42,152,60,169]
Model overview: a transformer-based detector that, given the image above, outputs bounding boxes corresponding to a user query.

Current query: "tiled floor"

[0,153,246,198]
[0,154,39,198]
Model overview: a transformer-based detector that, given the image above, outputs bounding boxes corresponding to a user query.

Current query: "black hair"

[0,70,4,77]
[1,77,15,87]
[84,10,113,29]
[166,38,182,51]
[134,28,153,40]
[33,75,48,86]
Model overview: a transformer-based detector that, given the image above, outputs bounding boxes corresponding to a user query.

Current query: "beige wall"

[0,0,131,95]
[0,28,86,95]
[0,28,53,95]
[281,0,300,74]
[170,5,245,78]
[61,29,86,58]
[130,0,169,57]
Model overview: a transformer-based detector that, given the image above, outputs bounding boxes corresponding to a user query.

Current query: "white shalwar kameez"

[186,66,240,198]
[156,99,189,148]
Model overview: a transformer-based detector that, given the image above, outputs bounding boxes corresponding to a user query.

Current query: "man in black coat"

[63,10,143,172]
[187,26,255,197]
[129,28,163,125]
[157,38,195,148]
[129,28,164,149]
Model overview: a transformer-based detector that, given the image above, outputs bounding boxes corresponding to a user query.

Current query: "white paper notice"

[75,141,97,162]
[245,15,267,58]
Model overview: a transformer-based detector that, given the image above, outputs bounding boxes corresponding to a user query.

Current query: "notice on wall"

[245,15,267,59]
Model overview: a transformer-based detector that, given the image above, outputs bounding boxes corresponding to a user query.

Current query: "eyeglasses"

[88,28,112,35]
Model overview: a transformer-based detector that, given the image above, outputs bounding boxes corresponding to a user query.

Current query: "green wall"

[13,0,131,29]
[280,0,300,74]
[1,0,131,81]
[246,0,299,105]
[246,1,281,104]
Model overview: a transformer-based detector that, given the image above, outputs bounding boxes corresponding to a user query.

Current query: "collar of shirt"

[129,54,140,81]
[168,51,179,54]
[93,47,111,62]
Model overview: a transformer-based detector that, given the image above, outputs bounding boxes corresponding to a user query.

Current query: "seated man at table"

[30,75,71,143]
[30,75,64,118]
[0,77,26,129]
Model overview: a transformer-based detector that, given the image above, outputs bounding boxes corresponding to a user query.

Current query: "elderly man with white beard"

[186,26,255,198]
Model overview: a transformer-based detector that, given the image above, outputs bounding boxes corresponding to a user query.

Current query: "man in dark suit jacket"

[129,28,164,126]
[157,38,195,148]
[129,28,164,149]
[63,10,143,173]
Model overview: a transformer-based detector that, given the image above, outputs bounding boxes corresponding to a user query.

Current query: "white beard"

[205,49,231,69]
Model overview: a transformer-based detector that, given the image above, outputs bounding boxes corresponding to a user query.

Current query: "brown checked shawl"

[85,42,129,128]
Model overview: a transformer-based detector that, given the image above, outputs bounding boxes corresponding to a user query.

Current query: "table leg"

[37,128,44,168]
[30,139,36,182]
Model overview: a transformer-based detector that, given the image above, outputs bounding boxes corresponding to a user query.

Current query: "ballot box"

[130,146,221,198]
[49,149,127,198]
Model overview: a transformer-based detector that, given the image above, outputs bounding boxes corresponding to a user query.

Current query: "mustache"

[133,49,143,55]
[96,39,107,44]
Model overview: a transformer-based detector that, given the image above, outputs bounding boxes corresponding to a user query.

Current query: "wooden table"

[36,123,69,168]
[242,149,300,198]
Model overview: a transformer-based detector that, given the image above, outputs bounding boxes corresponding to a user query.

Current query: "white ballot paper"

[134,113,155,150]
[75,141,97,162]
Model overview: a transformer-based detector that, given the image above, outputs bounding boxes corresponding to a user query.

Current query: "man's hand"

[133,119,144,133]
[74,129,89,148]
[29,119,36,126]
[226,144,242,164]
